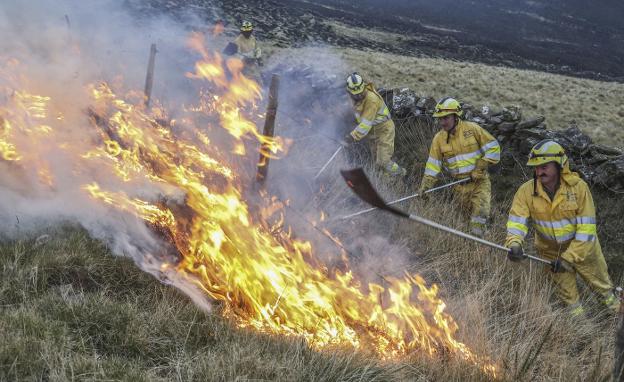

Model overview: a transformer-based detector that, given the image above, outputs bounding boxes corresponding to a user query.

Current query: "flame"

[212,20,225,37]
[0,34,497,377]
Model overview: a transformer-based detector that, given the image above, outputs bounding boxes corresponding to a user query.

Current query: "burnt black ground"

[128,0,624,82]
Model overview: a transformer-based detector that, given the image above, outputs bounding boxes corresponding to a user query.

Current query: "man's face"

[437,114,456,132]
[535,162,560,189]
[242,31,252,38]
[350,91,365,102]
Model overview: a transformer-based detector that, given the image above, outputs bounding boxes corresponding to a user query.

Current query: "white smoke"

[0,1,206,258]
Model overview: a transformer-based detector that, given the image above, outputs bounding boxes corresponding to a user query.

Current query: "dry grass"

[0,227,414,381]
[1,115,622,380]
[2,28,623,380]
[278,115,622,380]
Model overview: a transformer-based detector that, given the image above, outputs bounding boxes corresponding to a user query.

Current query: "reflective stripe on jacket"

[423,120,500,179]
[350,84,392,141]
[505,164,599,263]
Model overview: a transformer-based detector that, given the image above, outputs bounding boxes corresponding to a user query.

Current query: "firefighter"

[505,140,619,316]
[418,97,500,236]
[344,73,406,177]
[223,21,262,80]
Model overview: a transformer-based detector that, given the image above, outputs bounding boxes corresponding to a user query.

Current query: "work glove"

[470,159,489,180]
[507,243,526,262]
[470,169,486,180]
[341,133,356,147]
[418,176,437,200]
[550,258,565,273]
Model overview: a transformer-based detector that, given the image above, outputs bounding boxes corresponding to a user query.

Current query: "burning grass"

[0,4,622,380]
[0,29,499,378]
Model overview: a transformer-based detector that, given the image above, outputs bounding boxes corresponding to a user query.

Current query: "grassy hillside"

[267,44,624,146]
[2,182,620,381]
[2,116,622,381]
[2,20,624,382]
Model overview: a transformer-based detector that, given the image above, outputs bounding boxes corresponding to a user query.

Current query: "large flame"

[0,34,497,376]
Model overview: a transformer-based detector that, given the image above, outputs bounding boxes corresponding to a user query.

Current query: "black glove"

[341,133,355,147]
[550,258,564,273]
[507,244,526,262]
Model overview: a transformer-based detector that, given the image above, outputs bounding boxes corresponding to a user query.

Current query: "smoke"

[257,46,414,283]
[0,1,204,256]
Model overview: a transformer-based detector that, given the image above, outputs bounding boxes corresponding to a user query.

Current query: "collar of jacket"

[445,118,462,142]
[533,162,581,207]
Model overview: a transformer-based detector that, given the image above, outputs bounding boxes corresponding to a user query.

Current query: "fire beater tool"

[313,145,343,180]
[340,167,565,269]
[337,177,470,220]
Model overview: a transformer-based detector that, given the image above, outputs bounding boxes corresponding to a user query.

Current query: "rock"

[515,127,553,141]
[555,125,592,155]
[498,122,517,135]
[516,116,545,130]
[489,116,503,124]
[573,163,595,181]
[523,138,542,154]
[587,144,623,165]
[593,156,624,192]
[480,105,491,117]
[470,116,487,125]
[590,144,623,157]
[391,88,419,117]
[417,97,437,113]
[502,106,521,122]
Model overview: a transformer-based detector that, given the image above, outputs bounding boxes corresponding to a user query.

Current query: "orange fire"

[0,35,497,376]
[212,20,225,37]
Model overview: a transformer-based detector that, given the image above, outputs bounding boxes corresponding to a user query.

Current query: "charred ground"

[130,0,624,82]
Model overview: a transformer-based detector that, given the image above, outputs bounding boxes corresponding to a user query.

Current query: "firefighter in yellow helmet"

[418,97,501,236]
[224,21,262,79]
[344,73,406,177]
[505,140,619,316]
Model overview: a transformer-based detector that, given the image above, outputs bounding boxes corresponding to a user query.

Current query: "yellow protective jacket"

[350,84,392,141]
[505,163,599,264]
[234,34,261,59]
[421,120,500,188]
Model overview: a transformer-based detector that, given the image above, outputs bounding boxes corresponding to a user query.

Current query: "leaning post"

[256,74,280,185]
[144,43,158,108]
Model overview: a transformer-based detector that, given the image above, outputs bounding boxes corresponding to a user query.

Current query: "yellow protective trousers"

[543,242,617,310]
[452,176,491,235]
[366,119,403,176]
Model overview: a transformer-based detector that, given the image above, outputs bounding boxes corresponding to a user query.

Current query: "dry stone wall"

[385,87,624,193]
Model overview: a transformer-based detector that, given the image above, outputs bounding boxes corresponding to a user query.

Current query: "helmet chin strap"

[446,116,458,144]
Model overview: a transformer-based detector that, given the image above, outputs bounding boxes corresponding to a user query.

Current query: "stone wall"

[384,87,624,193]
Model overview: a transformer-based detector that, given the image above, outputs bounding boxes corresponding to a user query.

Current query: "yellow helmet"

[527,140,568,167]
[433,97,463,118]
[240,21,253,32]
[346,72,365,95]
